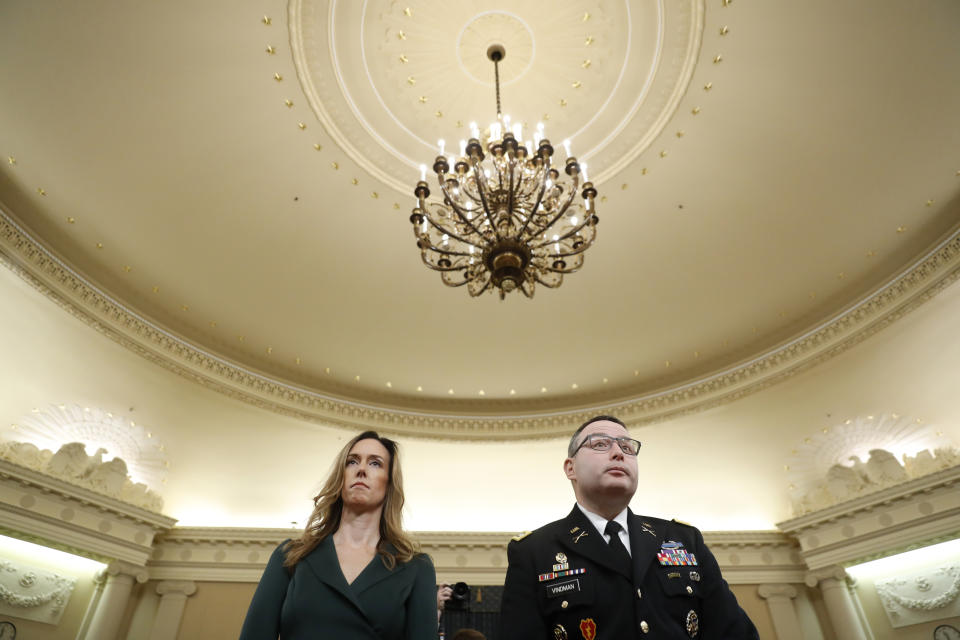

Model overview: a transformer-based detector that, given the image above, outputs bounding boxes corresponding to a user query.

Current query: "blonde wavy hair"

[283,431,418,570]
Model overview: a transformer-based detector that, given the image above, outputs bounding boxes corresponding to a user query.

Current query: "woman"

[239,431,437,639]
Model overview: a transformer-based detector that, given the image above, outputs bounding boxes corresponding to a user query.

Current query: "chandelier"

[410,45,599,299]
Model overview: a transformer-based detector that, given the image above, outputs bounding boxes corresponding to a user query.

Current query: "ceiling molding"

[2,205,959,439]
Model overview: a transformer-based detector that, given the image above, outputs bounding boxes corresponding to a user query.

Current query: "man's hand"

[437,583,453,610]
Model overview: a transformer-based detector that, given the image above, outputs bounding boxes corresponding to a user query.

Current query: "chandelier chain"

[494,59,502,118]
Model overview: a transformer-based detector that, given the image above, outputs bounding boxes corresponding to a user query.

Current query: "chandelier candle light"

[410,45,599,299]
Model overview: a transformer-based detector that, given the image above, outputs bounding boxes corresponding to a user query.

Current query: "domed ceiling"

[1,0,959,438]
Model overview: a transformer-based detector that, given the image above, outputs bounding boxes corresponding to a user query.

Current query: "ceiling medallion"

[409,45,599,299]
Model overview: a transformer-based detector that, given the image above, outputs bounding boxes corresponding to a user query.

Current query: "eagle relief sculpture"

[793,446,960,515]
[0,440,163,512]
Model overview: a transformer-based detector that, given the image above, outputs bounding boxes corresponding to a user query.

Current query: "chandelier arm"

[421,208,485,249]
[469,157,503,240]
[529,215,596,252]
[516,158,551,238]
[437,181,487,240]
[532,272,565,287]
[506,157,517,234]
[471,276,493,296]
[421,244,477,260]
[437,272,472,286]
[420,254,475,278]
[538,249,586,272]
[526,173,581,242]
[457,179,486,213]
[543,264,583,275]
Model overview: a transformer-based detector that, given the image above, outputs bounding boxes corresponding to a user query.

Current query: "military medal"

[538,568,586,582]
[689,571,701,582]
[553,624,568,640]
[686,610,699,637]
[579,618,597,640]
[658,541,698,566]
[553,552,570,571]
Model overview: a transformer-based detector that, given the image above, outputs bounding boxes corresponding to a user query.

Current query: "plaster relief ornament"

[875,564,960,628]
[0,405,167,512]
[0,559,77,625]
[784,414,959,515]
[0,441,164,512]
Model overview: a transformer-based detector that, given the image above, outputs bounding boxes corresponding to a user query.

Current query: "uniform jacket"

[499,506,758,640]
[238,537,437,640]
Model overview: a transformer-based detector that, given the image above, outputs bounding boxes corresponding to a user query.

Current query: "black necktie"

[604,520,631,564]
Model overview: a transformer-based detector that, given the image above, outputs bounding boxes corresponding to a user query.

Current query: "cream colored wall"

[176,582,256,640]
[730,585,776,639]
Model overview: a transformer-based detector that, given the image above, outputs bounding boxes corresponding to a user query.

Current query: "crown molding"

[146,527,805,585]
[2,206,959,439]
[701,531,806,584]
[0,459,176,566]
[777,465,960,570]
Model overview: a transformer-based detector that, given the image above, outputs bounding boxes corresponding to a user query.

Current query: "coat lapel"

[557,505,632,580]
[628,510,663,585]
[350,545,404,595]
[302,537,366,614]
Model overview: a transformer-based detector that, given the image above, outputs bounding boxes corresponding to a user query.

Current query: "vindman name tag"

[545,579,581,598]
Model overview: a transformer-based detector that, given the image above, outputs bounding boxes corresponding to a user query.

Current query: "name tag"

[546,579,580,598]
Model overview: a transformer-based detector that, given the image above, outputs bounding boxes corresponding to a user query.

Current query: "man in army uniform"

[499,415,758,639]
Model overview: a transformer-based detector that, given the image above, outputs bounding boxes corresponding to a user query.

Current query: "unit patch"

[579,618,597,640]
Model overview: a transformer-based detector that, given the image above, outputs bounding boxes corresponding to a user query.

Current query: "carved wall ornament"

[784,414,958,515]
[0,559,77,624]
[874,564,960,628]
[3,404,167,490]
[0,437,164,512]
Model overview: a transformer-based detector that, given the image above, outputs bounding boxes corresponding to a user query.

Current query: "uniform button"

[636,588,642,599]
[640,620,650,633]
[561,600,568,609]
[686,586,694,594]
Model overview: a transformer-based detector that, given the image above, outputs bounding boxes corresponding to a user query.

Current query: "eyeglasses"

[574,433,642,456]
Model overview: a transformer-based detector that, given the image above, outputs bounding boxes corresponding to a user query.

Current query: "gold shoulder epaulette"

[511,531,532,542]
[672,518,694,527]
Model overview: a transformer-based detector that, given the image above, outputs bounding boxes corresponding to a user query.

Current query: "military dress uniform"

[499,506,758,640]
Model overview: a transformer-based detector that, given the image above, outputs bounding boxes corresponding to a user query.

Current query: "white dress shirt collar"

[576,503,631,556]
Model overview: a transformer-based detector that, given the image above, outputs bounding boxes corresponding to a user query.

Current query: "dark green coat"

[499,506,758,639]
[238,537,437,640]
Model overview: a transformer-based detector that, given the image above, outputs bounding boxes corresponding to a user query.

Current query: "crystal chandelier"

[410,45,599,299]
